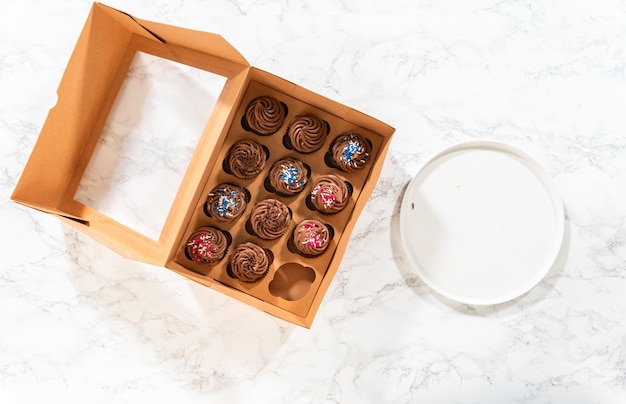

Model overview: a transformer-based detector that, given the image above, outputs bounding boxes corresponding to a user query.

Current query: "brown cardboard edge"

[59,64,251,267]
[66,5,251,267]
[162,67,251,265]
[306,131,395,322]
[134,15,249,67]
[11,2,135,217]
[11,2,184,216]
[59,208,164,264]
[247,70,397,325]
[167,261,311,328]
[13,201,88,224]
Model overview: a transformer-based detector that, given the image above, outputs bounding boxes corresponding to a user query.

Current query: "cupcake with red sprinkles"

[185,227,230,265]
[288,219,334,258]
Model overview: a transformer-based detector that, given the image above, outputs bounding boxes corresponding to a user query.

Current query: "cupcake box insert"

[11,3,394,328]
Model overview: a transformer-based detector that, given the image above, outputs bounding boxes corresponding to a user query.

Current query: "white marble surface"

[2,0,626,403]
[75,51,227,240]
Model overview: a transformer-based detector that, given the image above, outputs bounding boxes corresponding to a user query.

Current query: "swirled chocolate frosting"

[226,139,266,179]
[206,183,248,222]
[287,114,329,153]
[249,199,292,240]
[310,175,351,214]
[230,242,270,282]
[185,227,228,265]
[292,219,331,257]
[330,132,371,172]
[268,157,309,196]
[244,96,286,135]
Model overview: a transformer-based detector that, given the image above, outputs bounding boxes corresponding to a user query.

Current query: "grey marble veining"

[1,0,625,403]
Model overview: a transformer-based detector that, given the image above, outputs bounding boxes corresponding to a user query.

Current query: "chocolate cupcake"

[308,174,352,214]
[247,198,292,240]
[266,157,310,197]
[284,113,329,154]
[204,183,250,223]
[228,242,273,283]
[328,132,371,172]
[185,227,230,265]
[223,139,267,179]
[242,96,287,136]
[288,219,333,258]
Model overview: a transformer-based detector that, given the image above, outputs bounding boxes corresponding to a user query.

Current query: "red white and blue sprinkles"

[211,185,240,218]
[340,132,369,168]
[279,163,307,189]
[302,222,328,248]
[311,184,337,209]
[187,232,216,263]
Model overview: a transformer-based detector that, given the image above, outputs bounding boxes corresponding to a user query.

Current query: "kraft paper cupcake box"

[11,2,395,328]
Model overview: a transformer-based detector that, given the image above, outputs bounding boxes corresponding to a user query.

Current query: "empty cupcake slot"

[74,51,227,240]
[269,263,316,301]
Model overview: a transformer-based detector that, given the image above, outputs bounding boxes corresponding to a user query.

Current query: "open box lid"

[12,2,251,265]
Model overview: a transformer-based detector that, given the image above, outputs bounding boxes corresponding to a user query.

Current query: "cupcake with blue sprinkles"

[204,183,251,223]
[327,132,372,172]
[266,157,310,197]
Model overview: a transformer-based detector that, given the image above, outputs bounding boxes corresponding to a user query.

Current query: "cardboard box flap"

[133,15,249,67]
[11,200,86,223]
[13,3,396,327]
[11,2,166,219]
[11,2,248,220]
[99,3,248,67]
[95,3,169,43]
